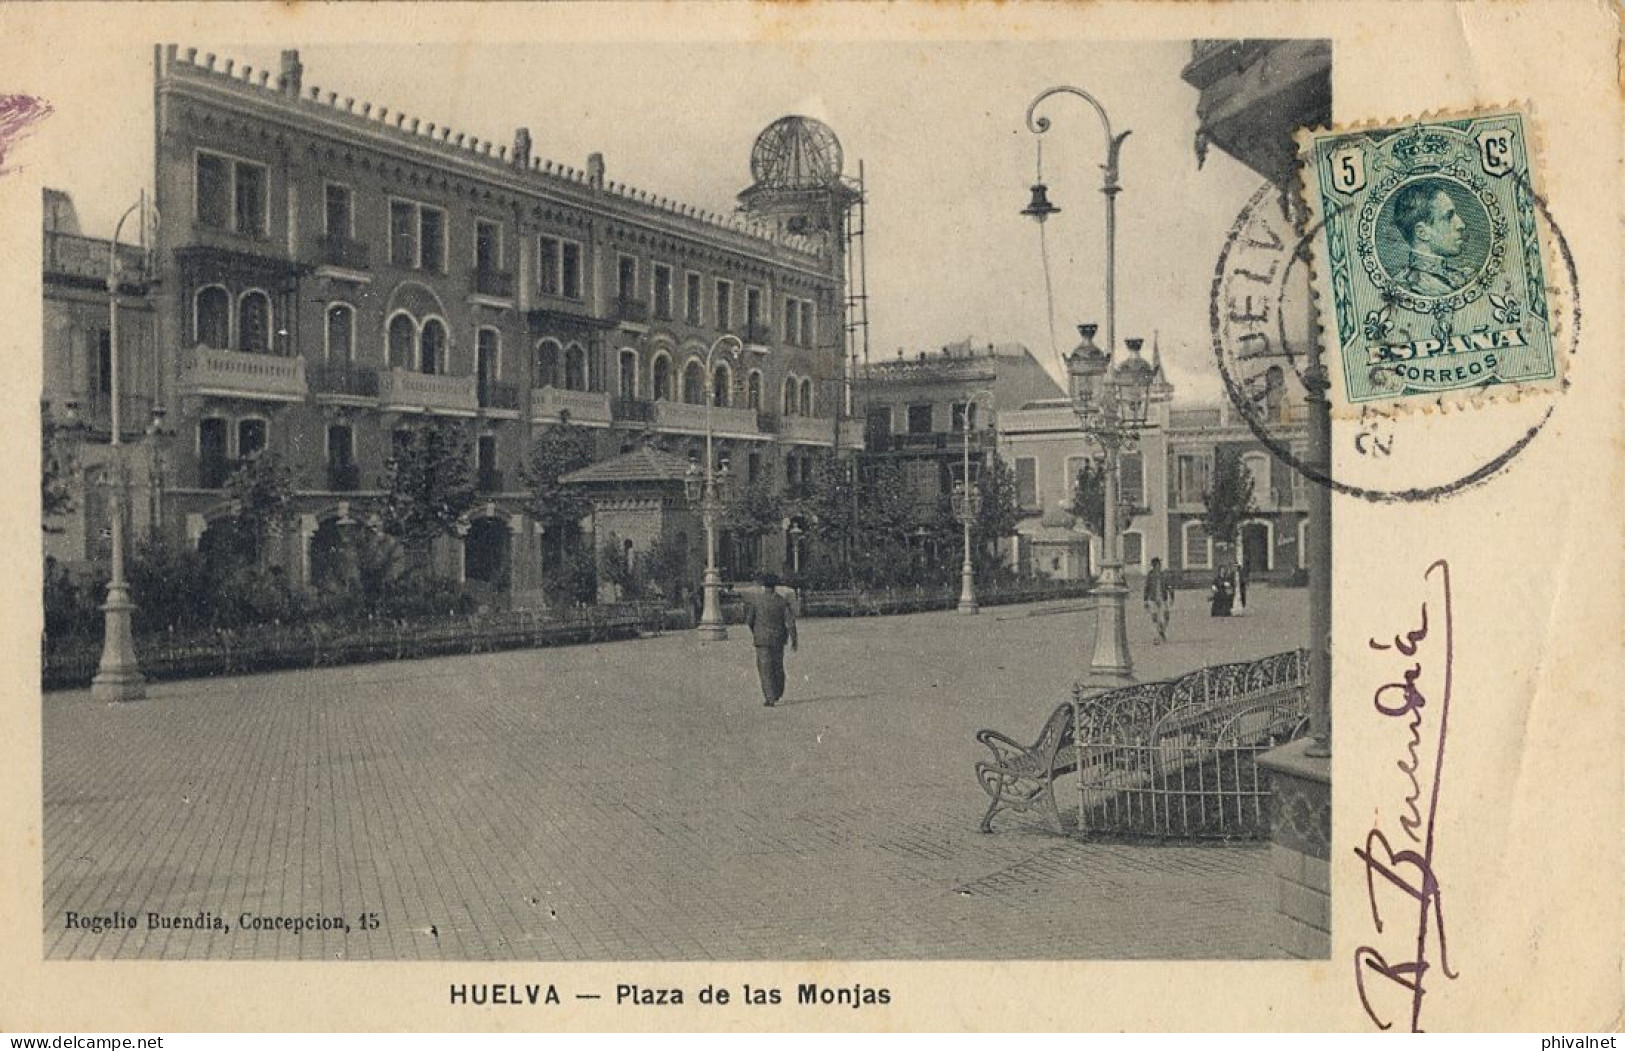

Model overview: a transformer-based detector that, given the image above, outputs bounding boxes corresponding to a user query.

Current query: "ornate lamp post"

[92,196,157,703]
[684,334,745,641]
[954,389,995,614]
[1063,327,1155,680]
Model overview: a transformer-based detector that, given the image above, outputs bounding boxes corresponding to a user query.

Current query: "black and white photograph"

[7,1,1622,1035]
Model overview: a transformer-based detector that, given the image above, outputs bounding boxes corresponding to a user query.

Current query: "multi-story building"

[45,45,864,604]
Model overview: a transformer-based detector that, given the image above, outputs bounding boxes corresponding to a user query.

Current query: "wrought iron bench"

[974,701,1077,834]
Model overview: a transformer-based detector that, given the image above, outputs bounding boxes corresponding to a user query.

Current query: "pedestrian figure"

[1144,556,1175,644]
[1209,567,1235,617]
[745,571,798,706]
[1237,558,1251,610]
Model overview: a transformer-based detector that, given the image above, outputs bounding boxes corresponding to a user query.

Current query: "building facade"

[45,46,864,604]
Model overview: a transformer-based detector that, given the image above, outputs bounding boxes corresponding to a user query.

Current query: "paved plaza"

[43,586,1307,960]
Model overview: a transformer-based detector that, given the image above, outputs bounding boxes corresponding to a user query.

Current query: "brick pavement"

[43,586,1308,960]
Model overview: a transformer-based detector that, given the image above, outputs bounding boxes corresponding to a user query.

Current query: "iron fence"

[1072,649,1309,839]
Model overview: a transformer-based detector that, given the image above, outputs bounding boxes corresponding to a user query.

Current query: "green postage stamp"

[1299,109,1560,409]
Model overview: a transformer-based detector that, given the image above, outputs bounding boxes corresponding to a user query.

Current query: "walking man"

[745,572,798,706]
[1144,556,1175,644]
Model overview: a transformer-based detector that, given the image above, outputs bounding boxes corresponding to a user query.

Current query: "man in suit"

[745,572,798,707]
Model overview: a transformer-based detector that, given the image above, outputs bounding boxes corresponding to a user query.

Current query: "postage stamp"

[1299,109,1561,411]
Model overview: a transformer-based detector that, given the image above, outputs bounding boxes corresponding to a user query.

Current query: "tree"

[1069,458,1137,538]
[521,419,595,538]
[723,478,783,576]
[379,420,476,557]
[1201,449,1257,554]
[41,412,77,533]
[973,456,1022,547]
[796,452,858,583]
[224,453,294,562]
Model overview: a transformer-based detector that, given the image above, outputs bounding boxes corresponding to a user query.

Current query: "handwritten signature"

[1354,558,1459,1032]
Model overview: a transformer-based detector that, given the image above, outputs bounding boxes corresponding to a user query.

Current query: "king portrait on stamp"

[1299,110,1561,408]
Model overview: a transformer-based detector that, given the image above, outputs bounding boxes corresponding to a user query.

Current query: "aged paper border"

[1,1,1620,1033]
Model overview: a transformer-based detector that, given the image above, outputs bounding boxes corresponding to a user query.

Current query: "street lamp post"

[91,196,155,703]
[954,389,995,614]
[685,334,745,641]
[1023,85,1147,683]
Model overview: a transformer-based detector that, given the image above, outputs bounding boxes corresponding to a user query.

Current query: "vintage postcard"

[0,0,1619,1034]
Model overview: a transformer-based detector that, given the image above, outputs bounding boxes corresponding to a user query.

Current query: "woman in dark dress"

[1209,567,1235,617]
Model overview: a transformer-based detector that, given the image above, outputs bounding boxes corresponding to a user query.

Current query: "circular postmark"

[1210,177,1578,504]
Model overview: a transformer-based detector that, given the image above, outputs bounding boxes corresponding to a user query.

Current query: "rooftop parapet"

[158,45,826,263]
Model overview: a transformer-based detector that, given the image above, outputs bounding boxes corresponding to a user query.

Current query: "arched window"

[238,290,272,353]
[326,303,354,363]
[419,318,447,375]
[195,286,230,349]
[237,417,267,460]
[800,378,814,416]
[387,313,417,370]
[652,354,672,401]
[535,340,561,388]
[618,350,639,398]
[712,362,732,407]
[682,359,705,405]
[564,343,588,391]
[747,370,763,410]
[782,377,797,416]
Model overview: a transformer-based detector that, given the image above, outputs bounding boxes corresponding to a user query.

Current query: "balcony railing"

[779,414,840,445]
[473,266,514,299]
[652,400,759,436]
[377,368,478,415]
[477,468,505,493]
[744,321,774,346]
[318,234,370,271]
[182,347,307,401]
[198,457,237,490]
[531,385,613,425]
[611,397,656,423]
[756,411,781,434]
[326,462,361,492]
[309,364,379,398]
[613,297,650,324]
[76,394,157,437]
[478,379,521,411]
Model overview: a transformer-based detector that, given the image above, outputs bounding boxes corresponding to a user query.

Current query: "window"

[1015,457,1038,510]
[748,452,761,484]
[238,418,267,460]
[715,280,733,331]
[538,236,560,295]
[800,300,815,346]
[564,344,588,391]
[327,424,354,464]
[535,341,561,388]
[195,286,230,348]
[747,370,762,410]
[326,304,354,363]
[746,287,763,333]
[619,350,638,397]
[906,403,933,435]
[653,265,673,319]
[782,377,797,415]
[476,328,500,391]
[800,378,814,416]
[1243,451,1271,505]
[475,220,502,273]
[652,355,672,401]
[682,360,705,405]
[785,452,798,486]
[950,401,980,432]
[387,314,417,370]
[1120,450,1145,508]
[238,290,271,353]
[561,241,582,299]
[324,184,352,238]
[1122,532,1144,569]
[389,200,444,271]
[617,255,638,302]
[419,318,447,374]
[784,298,800,345]
[1184,522,1212,568]
[712,363,731,407]
[198,417,229,481]
[196,151,267,236]
[685,272,702,324]
[392,428,414,461]
[477,434,497,476]
[1175,453,1212,504]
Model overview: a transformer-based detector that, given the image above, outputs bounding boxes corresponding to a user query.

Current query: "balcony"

[652,399,759,437]
[756,411,781,434]
[531,385,612,425]
[473,266,514,301]
[76,394,157,438]
[779,414,840,445]
[309,364,379,400]
[611,397,656,423]
[477,468,505,493]
[744,321,774,347]
[182,347,307,402]
[377,368,478,416]
[612,297,650,325]
[477,379,521,412]
[326,462,362,492]
[317,234,370,272]
[198,457,237,490]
